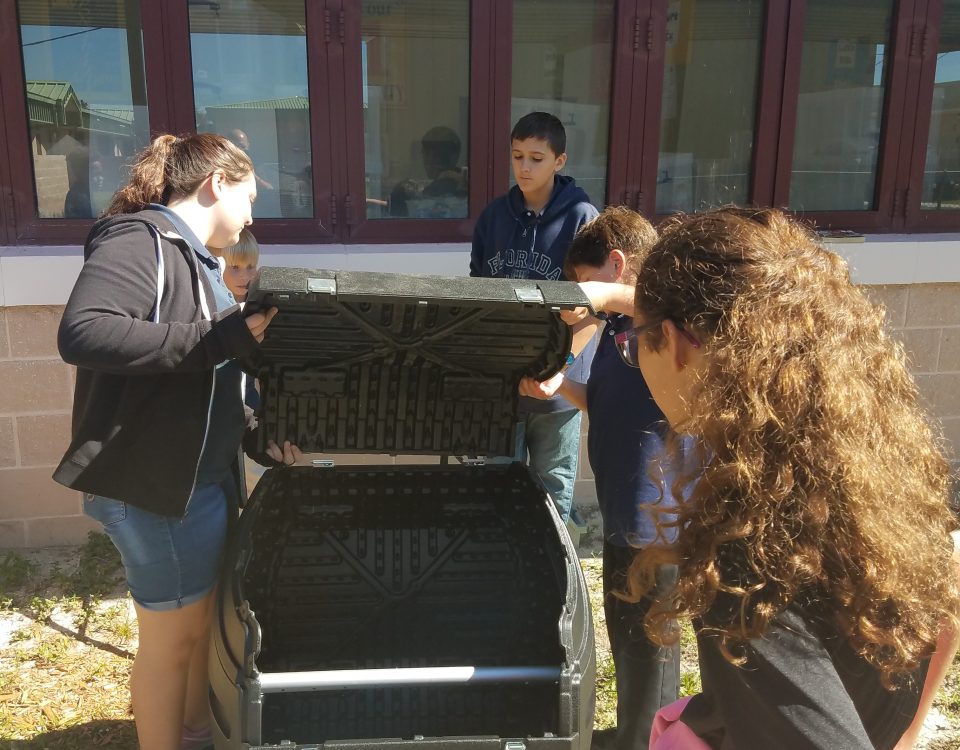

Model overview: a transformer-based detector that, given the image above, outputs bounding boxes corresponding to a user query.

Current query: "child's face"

[511,137,567,200]
[573,255,621,284]
[224,260,258,301]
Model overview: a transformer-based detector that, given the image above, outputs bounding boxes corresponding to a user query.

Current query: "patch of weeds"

[90,603,135,645]
[0,552,38,605]
[29,597,56,622]
[50,533,123,601]
[935,652,960,719]
[680,669,702,697]
[594,652,617,729]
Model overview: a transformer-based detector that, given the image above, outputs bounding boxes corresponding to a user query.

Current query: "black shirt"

[682,600,926,749]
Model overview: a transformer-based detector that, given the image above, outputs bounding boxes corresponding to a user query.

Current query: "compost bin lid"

[242,267,591,457]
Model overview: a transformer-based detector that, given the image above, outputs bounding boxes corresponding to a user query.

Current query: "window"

[1,0,959,244]
[361,0,470,221]
[920,4,960,212]
[655,0,764,213]
[16,0,150,220]
[190,1,313,220]
[787,0,894,212]
[511,0,615,205]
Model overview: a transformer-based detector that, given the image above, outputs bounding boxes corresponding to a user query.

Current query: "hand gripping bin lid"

[211,268,596,750]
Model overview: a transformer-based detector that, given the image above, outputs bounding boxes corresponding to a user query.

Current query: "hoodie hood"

[506,174,592,225]
[470,175,598,281]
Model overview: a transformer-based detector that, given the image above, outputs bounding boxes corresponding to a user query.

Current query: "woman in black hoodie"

[55,133,297,750]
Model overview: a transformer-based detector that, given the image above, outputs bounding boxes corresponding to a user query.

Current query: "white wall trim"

[1,236,958,307]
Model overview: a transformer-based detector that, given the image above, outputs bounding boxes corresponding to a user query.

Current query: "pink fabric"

[649,696,712,750]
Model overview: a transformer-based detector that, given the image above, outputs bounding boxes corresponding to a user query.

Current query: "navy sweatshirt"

[470,175,598,280]
[471,175,598,413]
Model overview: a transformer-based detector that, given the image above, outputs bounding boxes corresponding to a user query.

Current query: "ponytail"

[105,133,252,217]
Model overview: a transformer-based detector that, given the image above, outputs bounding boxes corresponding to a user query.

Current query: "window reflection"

[512,0,613,205]
[18,0,150,219]
[656,0,762,214]
[363,1,470,220]
[191,1,312,219]
[789,0,893,212]
[921,7,960,211]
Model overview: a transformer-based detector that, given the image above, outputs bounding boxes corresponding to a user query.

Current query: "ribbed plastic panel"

[234,464,569,743]
[243,269,590,457]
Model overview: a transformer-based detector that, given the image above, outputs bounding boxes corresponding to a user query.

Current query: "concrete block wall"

[0,305,98,548]
[865,283,960,455]
[0,280,958,548]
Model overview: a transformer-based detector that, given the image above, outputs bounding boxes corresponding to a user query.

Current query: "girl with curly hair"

[581,207,960,749]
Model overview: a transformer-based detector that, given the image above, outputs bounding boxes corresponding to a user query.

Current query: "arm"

[519,373,588,411]
[58,222,260,374]
[893,529,960,750]
[561,281,637,324]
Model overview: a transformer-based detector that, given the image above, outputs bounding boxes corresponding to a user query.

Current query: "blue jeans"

[83,482,229,611]
[516,409,582,522]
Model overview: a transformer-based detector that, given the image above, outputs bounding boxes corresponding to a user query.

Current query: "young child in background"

[471,111,599,523]
[218,227,259,302]
[615,207,960,749]
[520,206,679,750]
[212,227,263,500]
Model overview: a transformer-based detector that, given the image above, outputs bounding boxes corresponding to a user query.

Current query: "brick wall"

[865,284,960,458]
[0,305,97,548]
[1,282,958,548]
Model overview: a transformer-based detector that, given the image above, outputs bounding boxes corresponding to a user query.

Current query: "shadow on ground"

[0,719,136,749]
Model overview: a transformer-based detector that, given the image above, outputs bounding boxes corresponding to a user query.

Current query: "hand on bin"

[266,440,303,466]
[246,307,278,342]
[518,373,564,400]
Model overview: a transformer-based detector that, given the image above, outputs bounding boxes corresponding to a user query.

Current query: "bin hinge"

[515,287,544,305]
[456,456,487,467]
[329,193,339,227]
[308,278,337,295]
[311,458,336,468]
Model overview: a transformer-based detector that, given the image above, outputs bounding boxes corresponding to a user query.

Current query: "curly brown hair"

[563,205,657,281]
[628,206,959,686]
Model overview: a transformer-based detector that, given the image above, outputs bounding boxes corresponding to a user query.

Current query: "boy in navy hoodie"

[470,111,599,523]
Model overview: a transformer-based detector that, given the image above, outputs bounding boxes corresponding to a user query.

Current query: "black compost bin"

[210,269,596,749]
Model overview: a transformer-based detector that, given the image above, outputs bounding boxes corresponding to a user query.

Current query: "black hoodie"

[53,210,262,516]
[470,175,598,280]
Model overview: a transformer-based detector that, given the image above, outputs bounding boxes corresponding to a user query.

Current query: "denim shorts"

[83,482,229,611]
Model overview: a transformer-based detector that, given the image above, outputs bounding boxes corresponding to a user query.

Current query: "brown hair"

[630,206,959,686]
[105,133,252,216]
[563,205,657,281]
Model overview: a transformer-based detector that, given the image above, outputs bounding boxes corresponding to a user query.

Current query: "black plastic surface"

[232,464,573,745]
[243,269,591,457]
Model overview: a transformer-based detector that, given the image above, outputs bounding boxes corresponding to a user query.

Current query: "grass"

[0,535,957,748]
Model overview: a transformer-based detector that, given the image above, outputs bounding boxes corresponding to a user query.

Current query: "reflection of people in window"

[228,129,274,192]
[64,149,93,218]
[390,126,468,217]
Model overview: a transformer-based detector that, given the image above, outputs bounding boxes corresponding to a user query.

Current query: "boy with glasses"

[519,206,682,750]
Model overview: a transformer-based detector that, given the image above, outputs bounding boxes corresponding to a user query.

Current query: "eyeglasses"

[614,320,702,368]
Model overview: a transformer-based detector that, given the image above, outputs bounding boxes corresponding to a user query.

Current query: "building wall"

[1,280,958,548]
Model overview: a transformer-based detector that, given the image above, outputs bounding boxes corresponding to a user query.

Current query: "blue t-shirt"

[586,314,677,546]
[148,205,245,486]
